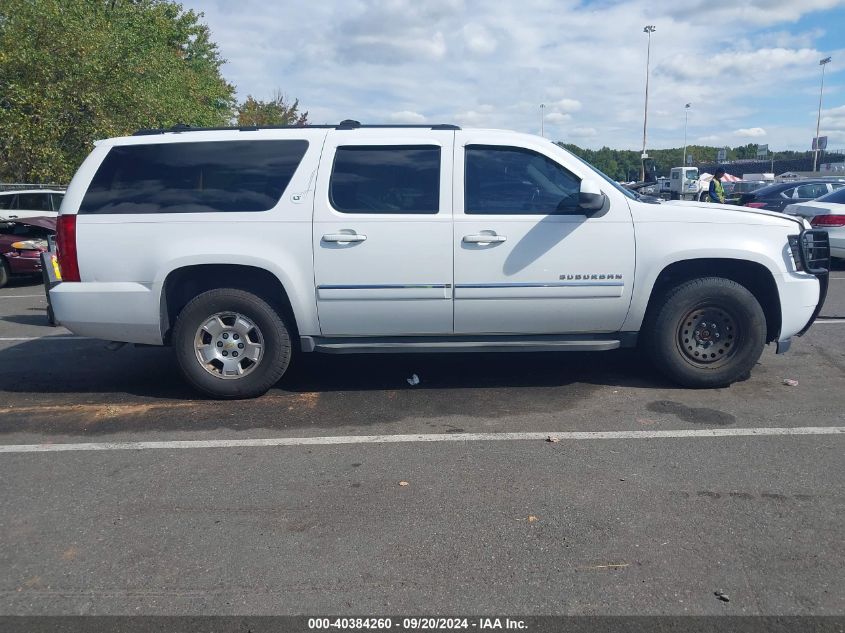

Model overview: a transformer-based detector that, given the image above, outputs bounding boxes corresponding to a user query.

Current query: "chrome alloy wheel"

[194,312,264,379]
[676,305,740,366]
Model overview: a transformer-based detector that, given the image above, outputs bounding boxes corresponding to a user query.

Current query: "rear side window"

[17,192,53,211]
[330,145,440,214]
[0,195,13,210]
[79,140,309,214]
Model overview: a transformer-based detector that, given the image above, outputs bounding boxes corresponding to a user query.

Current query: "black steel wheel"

[644,277,766,388]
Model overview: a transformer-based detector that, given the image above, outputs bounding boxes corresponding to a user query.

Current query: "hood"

[658,199,805,228]
[0,215,56,230]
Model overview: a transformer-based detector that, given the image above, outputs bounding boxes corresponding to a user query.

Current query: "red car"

[0,216,56,288]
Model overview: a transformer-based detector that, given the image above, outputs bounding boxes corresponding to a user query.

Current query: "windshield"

[557,145,638,200]
[685,169,699,180]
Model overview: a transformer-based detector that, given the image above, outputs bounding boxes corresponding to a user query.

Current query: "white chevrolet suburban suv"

[49,121,830,398]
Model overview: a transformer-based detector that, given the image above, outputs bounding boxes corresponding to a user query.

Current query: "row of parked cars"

[0,189,63,287]
[734,180,844,260]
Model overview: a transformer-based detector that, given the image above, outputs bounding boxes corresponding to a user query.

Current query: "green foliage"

[0,0,237,183]
[236,91,308,127]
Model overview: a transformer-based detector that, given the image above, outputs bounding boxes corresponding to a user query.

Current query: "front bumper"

[5,252,43,275]
[797,273,828,337]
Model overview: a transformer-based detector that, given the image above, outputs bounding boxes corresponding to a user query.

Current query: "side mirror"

[579,179,606,212]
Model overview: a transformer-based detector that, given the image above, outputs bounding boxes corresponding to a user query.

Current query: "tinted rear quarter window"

[80,140,309,214]
[330,145,440,214]
[17,192,52,211]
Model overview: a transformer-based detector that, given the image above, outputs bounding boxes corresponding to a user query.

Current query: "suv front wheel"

[172,288,292,398]
[644,277,766,388]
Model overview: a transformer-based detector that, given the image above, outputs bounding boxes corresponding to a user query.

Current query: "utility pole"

[641,25,656,181]
[813,56,831,172]
[683,103,691,166]
[540,103,545,137]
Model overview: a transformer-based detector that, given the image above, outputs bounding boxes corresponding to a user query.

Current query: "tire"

[643,277,766,388]
[0,258,9,289]
[172,288,292,399]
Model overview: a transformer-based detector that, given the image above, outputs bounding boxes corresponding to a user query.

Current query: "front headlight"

[787,235,803,272]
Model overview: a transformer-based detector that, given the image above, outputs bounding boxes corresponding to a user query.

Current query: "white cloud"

[677,0,843,26]
[462,23,497,55]
[551,98,582,113]
[734,127,768,138]
[544,112,571,123]
[189,0,845,150]
[569,127,598,138]
[388,110,427,123]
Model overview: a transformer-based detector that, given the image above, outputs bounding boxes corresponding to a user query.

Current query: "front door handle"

[322,233,367,243]
[463,233,507,244]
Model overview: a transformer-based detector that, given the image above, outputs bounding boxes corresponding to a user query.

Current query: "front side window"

[79,140,309,214]
[795,183,829,199]
[330,145,440,214]
[465,145,581,215]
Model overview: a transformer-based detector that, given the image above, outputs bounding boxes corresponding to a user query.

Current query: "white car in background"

[0,189,64,220]
[785,187,845,260]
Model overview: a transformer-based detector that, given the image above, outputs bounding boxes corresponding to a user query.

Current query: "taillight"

[55,215,80,282]
[744,202,767,209]
[811,215,845,227]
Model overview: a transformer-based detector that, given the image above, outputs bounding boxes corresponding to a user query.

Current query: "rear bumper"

[49,282,163,345]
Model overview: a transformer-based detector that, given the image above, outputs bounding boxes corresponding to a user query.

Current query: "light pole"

[540,103,545,137]
[683,103,691,166]
[641,25,656,181]
[813,56,831,172]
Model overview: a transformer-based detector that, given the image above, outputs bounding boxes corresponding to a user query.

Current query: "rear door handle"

[463,234,507,244]
[322,233,367,243]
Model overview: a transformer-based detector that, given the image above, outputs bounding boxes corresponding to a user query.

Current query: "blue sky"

[185,0,845,152]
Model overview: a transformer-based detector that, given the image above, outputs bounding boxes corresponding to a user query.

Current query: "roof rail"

[132,122,460,136]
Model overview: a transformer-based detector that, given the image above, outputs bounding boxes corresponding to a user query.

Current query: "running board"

[302,336,622,354]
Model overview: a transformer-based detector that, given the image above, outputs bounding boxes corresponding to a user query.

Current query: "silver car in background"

[785,187,845,260]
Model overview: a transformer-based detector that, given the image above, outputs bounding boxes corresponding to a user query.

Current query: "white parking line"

[0,427,842,454]
[0,336,86,341]
[0,294,46,298]
[814,319,845,324]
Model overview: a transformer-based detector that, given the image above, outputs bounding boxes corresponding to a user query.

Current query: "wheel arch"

[160,264,301,347]
[639,258,782,343]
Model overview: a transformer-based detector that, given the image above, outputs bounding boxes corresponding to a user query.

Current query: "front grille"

[800,229,830,275]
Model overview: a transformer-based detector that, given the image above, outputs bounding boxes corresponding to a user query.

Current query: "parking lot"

[0,267,843,616]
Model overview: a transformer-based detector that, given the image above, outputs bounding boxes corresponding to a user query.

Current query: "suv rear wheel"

[172,288,292,398]
[644,277,766,388]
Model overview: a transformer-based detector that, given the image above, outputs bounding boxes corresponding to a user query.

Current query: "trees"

[236,92,308,127]
[0,0,237,183]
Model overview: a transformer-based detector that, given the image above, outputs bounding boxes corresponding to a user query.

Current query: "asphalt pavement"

[0,266,843,616]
